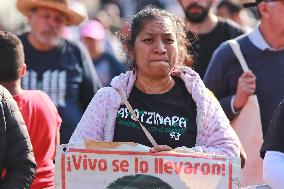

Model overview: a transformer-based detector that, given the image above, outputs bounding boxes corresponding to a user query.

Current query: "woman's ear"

[123,42,134,60]
[128,50,135,61]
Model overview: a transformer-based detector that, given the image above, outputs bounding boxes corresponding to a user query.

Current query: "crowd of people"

[0,0,283,188]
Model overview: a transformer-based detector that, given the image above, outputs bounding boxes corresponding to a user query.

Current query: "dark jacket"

[261,98,284,159]
[0,85,36,188]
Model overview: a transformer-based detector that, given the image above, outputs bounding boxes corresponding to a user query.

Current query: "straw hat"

[16,0,84,26]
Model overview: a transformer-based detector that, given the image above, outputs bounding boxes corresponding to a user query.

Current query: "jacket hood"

[110,67,203,97]
[110,70,136,98]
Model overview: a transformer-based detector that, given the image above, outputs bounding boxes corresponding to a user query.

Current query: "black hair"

[106,174,173,189]
[118,6,193,69]
[217,0,242,14]
[0,31,24,82]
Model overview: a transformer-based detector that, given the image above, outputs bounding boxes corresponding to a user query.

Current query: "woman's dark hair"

[119,6,193,69]
[107,174,173,189]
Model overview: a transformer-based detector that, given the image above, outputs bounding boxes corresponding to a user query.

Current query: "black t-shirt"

[189,18,244,78]
[113,78,197,148]
[260,99,284,158]
[19,33,101,144]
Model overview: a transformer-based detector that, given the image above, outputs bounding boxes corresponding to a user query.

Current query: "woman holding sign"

[69,6,240,157]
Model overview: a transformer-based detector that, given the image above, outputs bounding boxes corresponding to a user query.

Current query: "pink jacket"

[69,67,240,157]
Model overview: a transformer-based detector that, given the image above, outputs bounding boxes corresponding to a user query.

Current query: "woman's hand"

[150,145,172,153]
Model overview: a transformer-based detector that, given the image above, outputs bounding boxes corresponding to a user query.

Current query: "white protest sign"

[55,144,241,189]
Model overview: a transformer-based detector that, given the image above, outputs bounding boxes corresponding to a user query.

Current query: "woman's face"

[132,17,180,79]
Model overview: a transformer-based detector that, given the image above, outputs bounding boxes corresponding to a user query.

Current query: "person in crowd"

[0,85,36,188]
[204,0,284,147]
[16,0,102,144]
[260,99,284,189]
[0,31,61,189]
[69,7,240,158]
[216,0,243,21]
[204,0,284,184]
[178,0,244,78]
[216,0,256,32]
[80,20,126,87]
[96,3,127,62]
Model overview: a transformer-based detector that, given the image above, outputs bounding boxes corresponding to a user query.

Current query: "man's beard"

[184,4,210,23]
[35,31,61,47]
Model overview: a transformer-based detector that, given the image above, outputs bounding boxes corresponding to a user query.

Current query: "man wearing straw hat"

[204,0,284,187]
[16,0,102,144]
